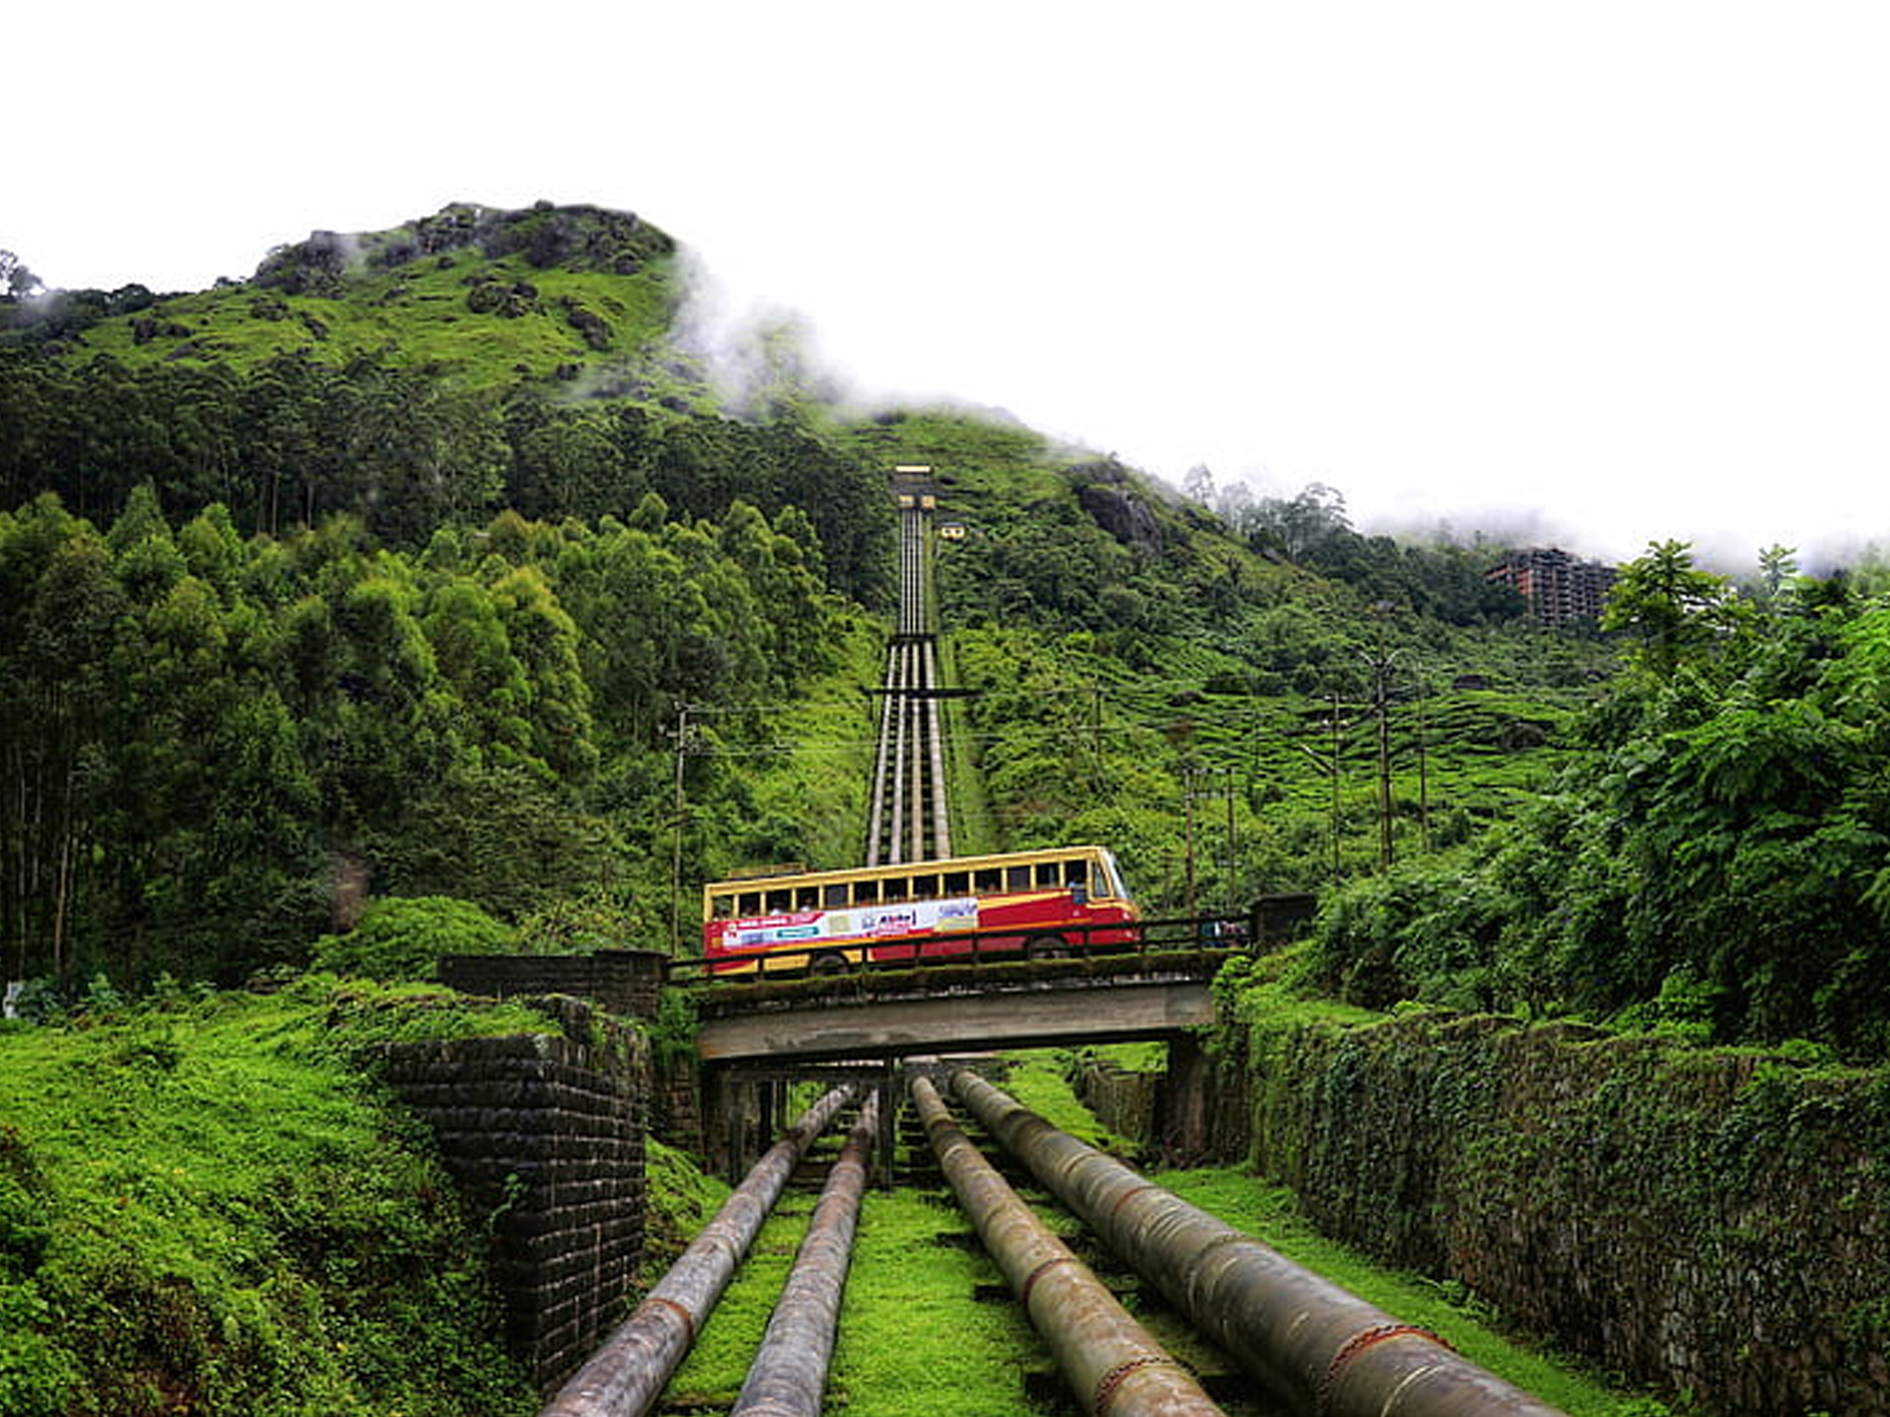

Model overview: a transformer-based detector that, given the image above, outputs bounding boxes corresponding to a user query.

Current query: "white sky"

[9,1,1890,571]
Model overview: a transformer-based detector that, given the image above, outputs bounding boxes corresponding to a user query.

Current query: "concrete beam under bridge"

[695,974,1215,1064]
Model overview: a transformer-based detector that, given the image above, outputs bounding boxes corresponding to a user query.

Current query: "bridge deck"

[692,953,1225,1063]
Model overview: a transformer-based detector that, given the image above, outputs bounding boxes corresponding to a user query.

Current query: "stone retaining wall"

[438,949,668,1020]
[378,998,647,1396]
[1078,1057,1160,1146]
[1079,1011,1890,1416]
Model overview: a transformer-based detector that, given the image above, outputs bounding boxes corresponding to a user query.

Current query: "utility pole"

[1413,666,1431,854]
[1328,684,1344,882]
[1358,605,1418,874]
[668,702,692,958]
[1182,762,1198,919]
[1298,691,1345,884]
[1374,656,1394,871]
[1225,766,1237,912]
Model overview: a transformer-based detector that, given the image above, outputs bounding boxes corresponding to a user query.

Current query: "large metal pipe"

[911,1072,1227,1417]
[890,641,912,863]
[924,640,952,858]
[541,1085,855,1417]
[865,652,897,866]
[949,1068,1568,1417]
[729,1092,880,1417]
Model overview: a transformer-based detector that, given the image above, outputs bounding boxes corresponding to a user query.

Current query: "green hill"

[12,202,696,402]
[28,196,1873,1064]
[0,199,1615,993]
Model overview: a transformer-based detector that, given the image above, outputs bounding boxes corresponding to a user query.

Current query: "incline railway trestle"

[865,494,952,865]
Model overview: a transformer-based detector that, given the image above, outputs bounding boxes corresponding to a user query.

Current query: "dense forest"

[1312,543,1890,1059]
[4,203,1889,1065]
[0,484,860,988]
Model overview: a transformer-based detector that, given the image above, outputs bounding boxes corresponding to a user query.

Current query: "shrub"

[311,897,515,981]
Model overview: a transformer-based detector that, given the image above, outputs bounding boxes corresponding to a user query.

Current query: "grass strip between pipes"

[540,1086,855,1417]
[729,1094,881,1416]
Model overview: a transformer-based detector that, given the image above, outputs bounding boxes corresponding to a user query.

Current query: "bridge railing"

[670,914,1252,988]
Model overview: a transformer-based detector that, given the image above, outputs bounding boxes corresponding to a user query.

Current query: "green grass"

[68,253,687,398]
[0,979,552,1417]
[655,1148,1064,1416]
[638,1048,1673,1416]
[830,1188,1063,1416]
[1153,1167,1675,1416]
[660,1198,805,1408]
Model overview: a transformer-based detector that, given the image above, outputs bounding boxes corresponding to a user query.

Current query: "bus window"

[823,882,849,909]
[766,888,792,913]
[944,870,970,895]
[1036,862,1061,887]
[710,894,735,918]
[1064,860,1090,887]
[974,868,1002,893]
[911,874,939,899]
[1006,865,1031,890]
[738,891,762,917]
[884,876,909,902]
[795,885,820,911]
[853,879,880,905]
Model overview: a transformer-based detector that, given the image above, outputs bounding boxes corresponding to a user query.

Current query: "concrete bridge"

[693,954,1219,1063]
[687,950,1229,1175]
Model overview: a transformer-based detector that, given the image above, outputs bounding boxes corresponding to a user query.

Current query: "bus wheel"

[1026,935,1071,961]
[810,952,847,976]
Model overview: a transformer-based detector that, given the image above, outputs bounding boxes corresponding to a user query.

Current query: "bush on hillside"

[311,897,515,981]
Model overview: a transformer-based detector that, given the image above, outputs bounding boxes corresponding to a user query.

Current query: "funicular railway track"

[542,471,1569,1416]
[865,499,951,865]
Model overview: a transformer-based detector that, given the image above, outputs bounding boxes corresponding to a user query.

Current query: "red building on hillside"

[1487,547,1617,626]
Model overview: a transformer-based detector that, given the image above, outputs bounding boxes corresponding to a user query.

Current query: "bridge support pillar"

[1155,1032,1209,1166]
[707,1069,767,1179]
[877,1060,899,1189]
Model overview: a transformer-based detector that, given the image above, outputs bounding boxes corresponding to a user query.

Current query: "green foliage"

[514,890,641,956]
[647,988,699,1067]
[0,488,852,989]
[943,604,1599,916]
[640,1135,728,1269]
[1600,539,1747,679]
[311,896,516,980]
[1202,979,1887,1415]
[1299,564,1890,1060]
[14,200,1890,1067]
[0,983,546,1415]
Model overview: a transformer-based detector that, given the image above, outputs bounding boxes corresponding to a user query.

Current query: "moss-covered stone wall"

[437,949,667,1020]
[1086,1009,1890,1415]
[379,998,648,1397]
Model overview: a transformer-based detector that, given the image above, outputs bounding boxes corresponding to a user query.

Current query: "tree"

[487,563,597,782]
[0,505,126,984]
[0,250,42,299]
[1250,482,1352,562]
[1753,543,1800,613]
[1600,539,1744,679]
[502,398,640,523]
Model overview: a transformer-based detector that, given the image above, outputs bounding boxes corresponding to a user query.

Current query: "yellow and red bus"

[702,845,1139,977]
